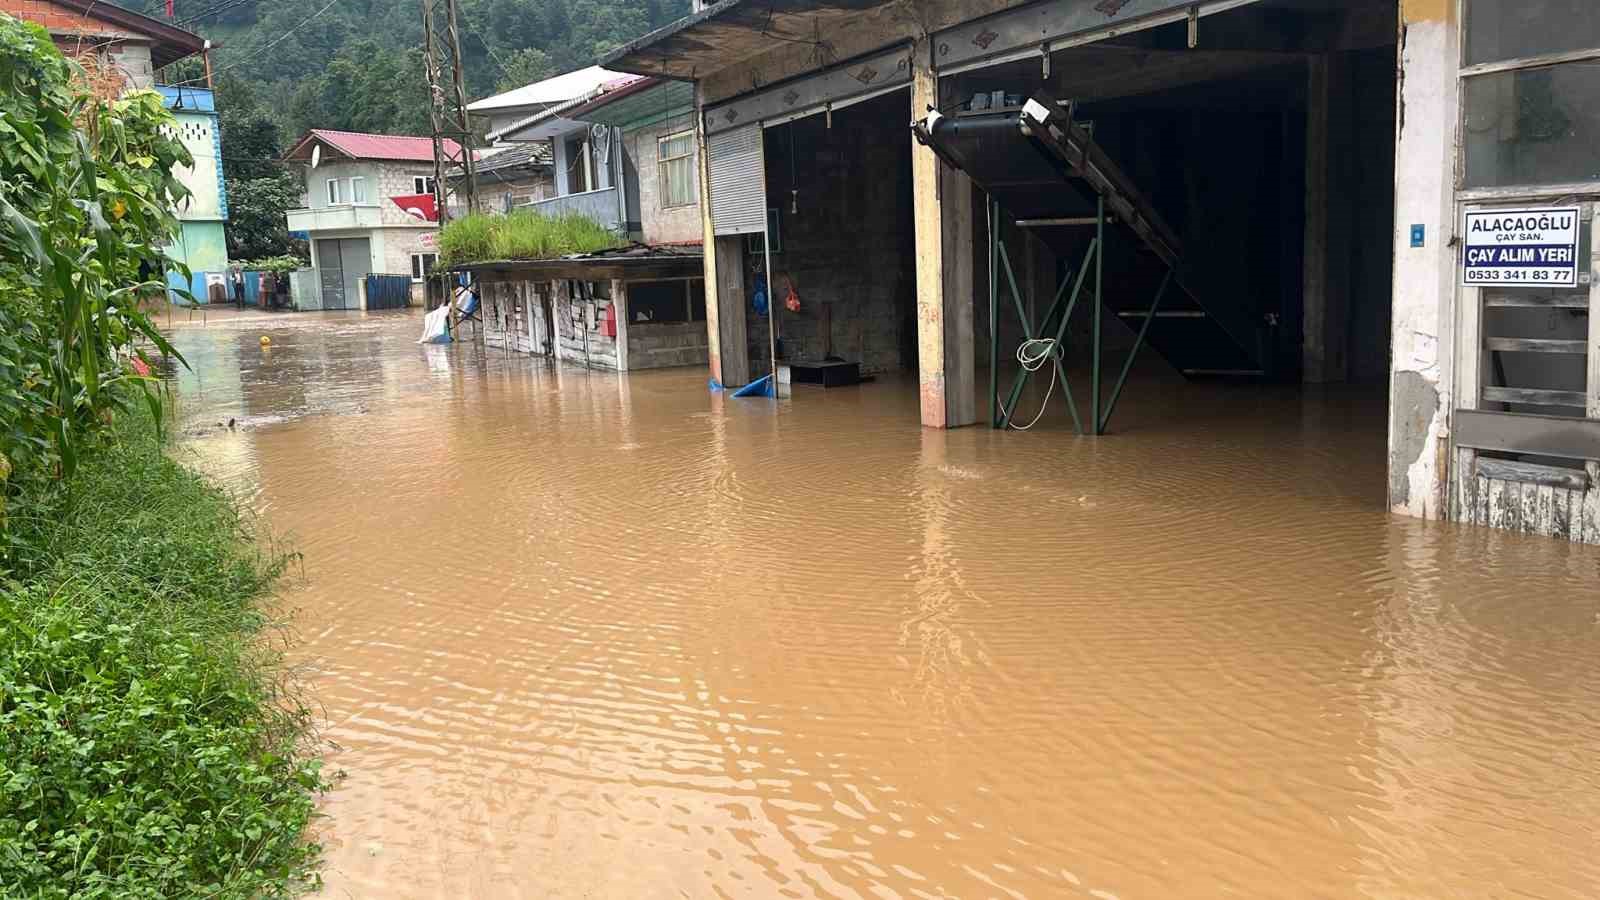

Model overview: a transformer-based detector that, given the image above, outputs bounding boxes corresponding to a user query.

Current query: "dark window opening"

[628,279,705,325]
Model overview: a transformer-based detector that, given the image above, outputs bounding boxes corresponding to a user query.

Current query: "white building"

[283,130,454,309]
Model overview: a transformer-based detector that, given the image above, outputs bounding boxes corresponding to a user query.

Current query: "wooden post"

[611,278,630,372]
[1587,205,1600,541]
[911,39,976,428]
[694,84,727,385]
[714,235,750,385]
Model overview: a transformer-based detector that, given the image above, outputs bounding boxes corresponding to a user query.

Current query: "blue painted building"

[157,85,230,304]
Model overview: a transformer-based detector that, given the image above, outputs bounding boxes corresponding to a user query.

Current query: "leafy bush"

[0,14,188,496]
[437,209,623,266]
[236,255,308,275]
[0,418,324,898]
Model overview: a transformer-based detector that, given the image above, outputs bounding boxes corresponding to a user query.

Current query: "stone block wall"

[761,92,917,375]
[376,162,440,226]
[628,321,709,370]
[623,112,702,245]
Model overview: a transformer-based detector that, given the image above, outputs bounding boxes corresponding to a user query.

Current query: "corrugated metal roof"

[573,79,695,129]
[285,130,462,163]
[467,66,630,113]
[487,72,649,142]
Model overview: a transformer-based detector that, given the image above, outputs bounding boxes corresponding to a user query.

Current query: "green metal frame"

[987,194,1173,435]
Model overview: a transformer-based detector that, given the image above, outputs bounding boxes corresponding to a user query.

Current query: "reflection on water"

[168,308,1600,899]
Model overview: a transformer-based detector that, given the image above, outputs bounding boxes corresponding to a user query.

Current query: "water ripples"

[164,310,1600,899]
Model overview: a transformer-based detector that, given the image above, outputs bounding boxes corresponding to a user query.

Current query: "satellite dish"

[310,144,321,169]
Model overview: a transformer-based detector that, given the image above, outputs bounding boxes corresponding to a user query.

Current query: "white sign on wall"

[1462,206,1581,287]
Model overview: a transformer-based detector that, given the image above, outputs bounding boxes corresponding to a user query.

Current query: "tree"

[226,174,303,261]
[495,47,553,94]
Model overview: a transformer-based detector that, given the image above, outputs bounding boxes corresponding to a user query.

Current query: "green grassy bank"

[0,421,323,899]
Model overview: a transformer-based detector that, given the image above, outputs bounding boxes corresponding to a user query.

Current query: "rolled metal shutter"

[707,124,765,236]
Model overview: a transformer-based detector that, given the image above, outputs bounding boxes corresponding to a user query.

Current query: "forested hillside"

[124,0,686,259]
[149,0,684,137]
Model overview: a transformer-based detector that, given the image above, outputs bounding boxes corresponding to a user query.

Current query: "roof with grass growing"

[437,210,624,268]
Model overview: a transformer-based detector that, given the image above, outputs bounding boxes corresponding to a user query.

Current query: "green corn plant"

[0,14,190,504]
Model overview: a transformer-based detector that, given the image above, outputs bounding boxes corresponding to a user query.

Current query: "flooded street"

[168,309,1600,899]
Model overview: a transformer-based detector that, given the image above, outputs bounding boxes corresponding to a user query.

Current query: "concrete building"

[282,130,456,309]
[3,0,231,304]
[464,72,710,373]
[482,67,647,236]
[157,85,229,304]
[598,0,1600,543]
[461,142,555,213]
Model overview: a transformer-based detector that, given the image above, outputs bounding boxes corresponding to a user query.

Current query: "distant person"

[230,264,245,309]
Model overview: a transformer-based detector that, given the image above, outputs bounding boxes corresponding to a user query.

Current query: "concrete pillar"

[910,39,977,429]
[610,278,630,372]
[694,86,752,387]
[1303,54,1354,383]
[1388,0,1459,519]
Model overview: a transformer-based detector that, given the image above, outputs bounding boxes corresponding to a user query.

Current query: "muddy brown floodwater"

[166,308,1600,899]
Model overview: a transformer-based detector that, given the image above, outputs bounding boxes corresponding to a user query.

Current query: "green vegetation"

[1,18,325,897]
[0,15,185,494]
[150,0,689,141]
[438,209,623,266]
[0,418,324,899]
[236,254,308,275]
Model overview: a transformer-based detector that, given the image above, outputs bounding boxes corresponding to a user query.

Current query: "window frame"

[326,178,342,205]
[657,129,696,210]
[1456,2,1600,199]
[410,252,438,283]
[350,176,368,205]
[413,175,436,196]
[1452,4,1600,437]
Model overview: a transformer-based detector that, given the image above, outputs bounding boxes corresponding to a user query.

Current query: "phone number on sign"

[1464,268,1574,283]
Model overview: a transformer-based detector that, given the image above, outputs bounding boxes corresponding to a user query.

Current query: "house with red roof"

[281,129,460,309]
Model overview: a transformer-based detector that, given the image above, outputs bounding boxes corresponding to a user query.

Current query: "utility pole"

[421,0,478,328]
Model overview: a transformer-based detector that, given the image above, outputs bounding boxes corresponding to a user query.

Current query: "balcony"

[285,204,385,233]
[524,187,620,232]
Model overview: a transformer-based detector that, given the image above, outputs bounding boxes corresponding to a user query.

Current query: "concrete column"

[611,278,630,372]
[911,39,977,428]
[693,86,753,387]
[1303,54,1354,383]
[1388,0,1459,519]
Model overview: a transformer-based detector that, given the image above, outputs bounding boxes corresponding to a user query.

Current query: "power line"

[178,0,253,26]
[168,0,340,86]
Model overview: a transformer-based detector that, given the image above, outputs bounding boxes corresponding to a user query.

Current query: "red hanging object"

[166,0,174,18]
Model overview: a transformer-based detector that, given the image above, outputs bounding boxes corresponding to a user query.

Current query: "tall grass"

[0,414,324,898]
[437,209,623,267]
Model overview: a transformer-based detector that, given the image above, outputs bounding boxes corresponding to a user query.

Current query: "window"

[1461,3,1600,189]
[413,175,436,196]
[627,279,705,324]
[326,178,342,205]
[350,176,368,204]
[411,252,437,282]
[565,135,592,194]
[658,130,696,208]
[1465,0,1600,66]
